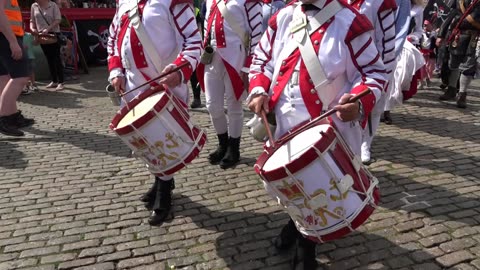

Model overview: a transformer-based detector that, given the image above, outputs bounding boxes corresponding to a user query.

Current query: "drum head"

[117,92,165,129]
[263,124,330,172]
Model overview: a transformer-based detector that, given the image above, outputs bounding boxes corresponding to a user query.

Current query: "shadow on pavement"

[0,141,27,169]
[387,113,480,144]
[374,135,480,177]
[165,194,449,269]
[20,127,130,158]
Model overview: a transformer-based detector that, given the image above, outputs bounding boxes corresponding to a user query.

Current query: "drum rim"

[109,86,167,135]
[255,123,336,182]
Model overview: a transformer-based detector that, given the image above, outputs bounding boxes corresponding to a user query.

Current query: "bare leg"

[0,76,29,116]
[0,75,9,96]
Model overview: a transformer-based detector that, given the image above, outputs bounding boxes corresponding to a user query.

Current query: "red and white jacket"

[107,0,202,102]
[249,0,387,140]
[196,0,263,100]
[348,0,397,82]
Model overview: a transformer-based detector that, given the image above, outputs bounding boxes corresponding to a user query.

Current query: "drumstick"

[260,110,275,148]
[277,88,372,144]
[119,62,189,97]
[314,88,371,123]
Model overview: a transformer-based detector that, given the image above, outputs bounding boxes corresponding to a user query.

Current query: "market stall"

[20,0,115,75]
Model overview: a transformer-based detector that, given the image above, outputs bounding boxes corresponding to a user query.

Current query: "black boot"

[0,115,24,136]
[209,133,229,164]
[383,111,392,125]
[140,178,160,210]
[439,86,457,101]
[274,219,299,250]
[10,111,34,128]
[190,84,202,108]
[457,92,467,108]
[291,236,318,270]
[219,137,240,169]
[149,178,174,226]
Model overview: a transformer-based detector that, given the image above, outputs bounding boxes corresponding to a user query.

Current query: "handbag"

[36,5,67,46]
[35,33,58,45]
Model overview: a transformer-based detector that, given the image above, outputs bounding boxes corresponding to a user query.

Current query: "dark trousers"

[190,70,201,100]
[41,42,64,84]
[438,44,450,86]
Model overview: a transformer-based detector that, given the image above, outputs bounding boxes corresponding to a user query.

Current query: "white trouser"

[361,92,386,153]
[204,53,245,138]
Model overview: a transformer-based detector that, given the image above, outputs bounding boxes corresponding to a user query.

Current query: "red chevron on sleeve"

[170,0,193,6]
[345,14,374,43]
[379,0,397,12]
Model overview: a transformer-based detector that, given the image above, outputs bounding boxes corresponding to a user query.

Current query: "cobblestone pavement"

[1,66,480,270]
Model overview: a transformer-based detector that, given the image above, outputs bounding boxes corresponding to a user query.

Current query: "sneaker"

[0,116,24,136]
[46,82,57,88]
[31,84,39,92]
[55,83,64,91]
[10,111,34,128]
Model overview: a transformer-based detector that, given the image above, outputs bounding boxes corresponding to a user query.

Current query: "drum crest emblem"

[129,132,181,167]
[304,184,347,227]
[277,180,304,201]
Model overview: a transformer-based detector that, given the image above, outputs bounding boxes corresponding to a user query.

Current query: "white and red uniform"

[107,0,202,104]
[196,0,263,138]
[249,0,387,154]
[107,0,202,180]
[348,0,397,161]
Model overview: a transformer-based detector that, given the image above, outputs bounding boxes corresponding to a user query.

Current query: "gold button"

[310,89,316,94]
[282,61,286,65]
[315,100,320,104]
[314,40,319,45]
[279,72,283,76]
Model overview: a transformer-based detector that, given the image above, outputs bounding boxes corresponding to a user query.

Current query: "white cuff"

[166,64,185,83]
[108,68,124,83]
[246,86,268,104]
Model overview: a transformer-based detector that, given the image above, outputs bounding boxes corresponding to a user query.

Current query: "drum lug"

[310,193,328,209]
[338,175,354,194]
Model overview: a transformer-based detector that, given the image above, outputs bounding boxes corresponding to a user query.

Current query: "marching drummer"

[196,0,263,169]
[247,0,388,268]
[107,0,202,225]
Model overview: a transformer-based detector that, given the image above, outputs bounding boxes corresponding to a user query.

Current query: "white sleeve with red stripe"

[107,7,123,82]
[170,1,203,82]
[345,19,386,117]
[375,7,396,80]
[248,23,275,96]
[244,0,264,68]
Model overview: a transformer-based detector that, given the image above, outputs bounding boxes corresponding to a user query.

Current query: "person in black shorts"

[0,0,35,136]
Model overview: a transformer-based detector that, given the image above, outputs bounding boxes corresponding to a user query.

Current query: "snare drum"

[255,121,379,243]
[110,86,207,176]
